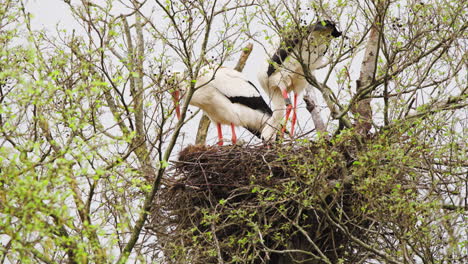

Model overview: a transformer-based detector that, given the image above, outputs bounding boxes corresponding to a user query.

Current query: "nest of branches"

[149,136,412,263]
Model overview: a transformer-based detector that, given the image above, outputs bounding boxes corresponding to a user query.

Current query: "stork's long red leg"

[217,123,223,146]
[291,92,298,136]
[171,90,181,120]
[230,123,237,145]
[281,89,293,136]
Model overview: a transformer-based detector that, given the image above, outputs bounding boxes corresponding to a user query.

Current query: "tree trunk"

[352,12,384,136]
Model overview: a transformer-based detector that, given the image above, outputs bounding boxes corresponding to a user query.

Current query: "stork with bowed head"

[258,20,342,136]
[170,66,276,146]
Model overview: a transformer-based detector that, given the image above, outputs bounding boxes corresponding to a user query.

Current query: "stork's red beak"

[171,90,181,120]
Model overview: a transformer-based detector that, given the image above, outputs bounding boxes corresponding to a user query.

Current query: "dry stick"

[195,43,254,144]
[303,87,327,134]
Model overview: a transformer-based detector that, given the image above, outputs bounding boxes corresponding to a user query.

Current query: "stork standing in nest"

[171,66,276,146]
[258,20,342,136]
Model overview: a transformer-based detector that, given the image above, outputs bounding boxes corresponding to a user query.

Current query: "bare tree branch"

[303,87,327,134]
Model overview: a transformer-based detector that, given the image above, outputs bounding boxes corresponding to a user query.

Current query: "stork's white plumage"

[174,66,275,145]
[258,20,342,136]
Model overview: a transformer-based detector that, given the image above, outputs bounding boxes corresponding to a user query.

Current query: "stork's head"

[310,20,342,38]
[166,71,183,120]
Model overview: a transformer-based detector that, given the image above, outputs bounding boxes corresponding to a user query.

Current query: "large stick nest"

[148,138,409,263]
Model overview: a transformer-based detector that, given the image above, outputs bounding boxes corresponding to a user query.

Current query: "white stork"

[172,66,276,145]
[258,20,342,136]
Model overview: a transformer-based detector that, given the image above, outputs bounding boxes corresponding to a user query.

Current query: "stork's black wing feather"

[244,126,262,139]
[227,96,272,116]
[224,81,273,115]
[267,36,300,76]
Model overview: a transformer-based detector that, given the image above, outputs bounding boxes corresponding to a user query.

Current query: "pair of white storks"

[172,21,342,145]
